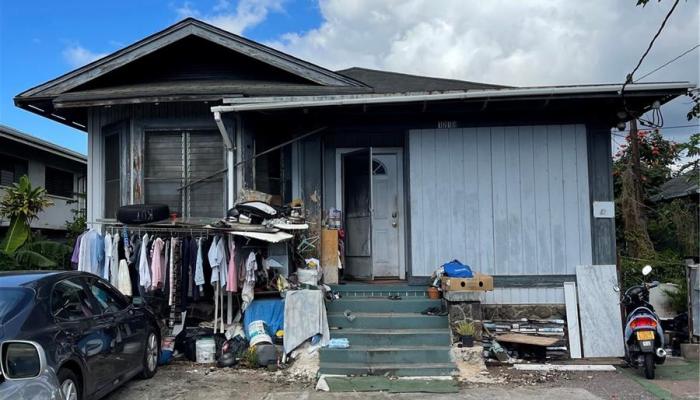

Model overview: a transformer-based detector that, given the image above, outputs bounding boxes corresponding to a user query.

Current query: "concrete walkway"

[264,388,601,400]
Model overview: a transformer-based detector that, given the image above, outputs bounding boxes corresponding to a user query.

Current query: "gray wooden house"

[16,18,691,306]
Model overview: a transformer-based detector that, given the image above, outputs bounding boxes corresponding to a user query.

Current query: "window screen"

[144,130,224,218]
[45,167,74,198]
[0,154,28,187]
[104,132,121,218]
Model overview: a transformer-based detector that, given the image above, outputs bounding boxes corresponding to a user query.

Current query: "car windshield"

[0,288,32,324]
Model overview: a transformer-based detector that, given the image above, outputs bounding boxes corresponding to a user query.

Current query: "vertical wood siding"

[409,125,593,285]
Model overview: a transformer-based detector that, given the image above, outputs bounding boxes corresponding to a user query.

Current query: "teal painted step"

[326,297,442,314]
[329,284,428,297]
[320,345,452,364]
[319,362,457,377]
[328,312,448,329]
[331,328,451,346]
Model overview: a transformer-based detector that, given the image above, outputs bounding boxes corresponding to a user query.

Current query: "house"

[14,18,693,367]
[0,124,86,234]
[650,172,699,203]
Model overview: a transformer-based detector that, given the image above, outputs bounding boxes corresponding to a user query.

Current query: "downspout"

[214,110,236,325]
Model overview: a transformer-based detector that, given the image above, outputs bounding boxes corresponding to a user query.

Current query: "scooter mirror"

[613,285,620,293]
[642,265,652,276]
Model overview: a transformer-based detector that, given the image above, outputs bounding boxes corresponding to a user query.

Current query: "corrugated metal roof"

[650,173,699,201]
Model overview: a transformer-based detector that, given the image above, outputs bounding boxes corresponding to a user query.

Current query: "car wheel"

[58,368,81,400]
[139,331,159,379]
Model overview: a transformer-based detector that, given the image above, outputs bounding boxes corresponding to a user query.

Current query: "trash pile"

[482,319,569,362]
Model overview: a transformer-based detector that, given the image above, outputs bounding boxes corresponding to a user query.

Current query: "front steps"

[320,284,457,377]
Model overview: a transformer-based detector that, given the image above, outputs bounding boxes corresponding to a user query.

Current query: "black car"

[0,271,161,400]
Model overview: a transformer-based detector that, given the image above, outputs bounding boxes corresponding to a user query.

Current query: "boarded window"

[0,154,28,187]
[45,167,74,198]
[144,130,224,218]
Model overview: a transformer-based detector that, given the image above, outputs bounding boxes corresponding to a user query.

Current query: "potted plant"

[455,321,476,347]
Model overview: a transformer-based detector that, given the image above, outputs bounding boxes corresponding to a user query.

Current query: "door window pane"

[87,279,129,314]
[45,167,74,198]
[51,279,96,320]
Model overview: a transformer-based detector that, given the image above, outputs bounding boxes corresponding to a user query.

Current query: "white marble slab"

[564,282,582,359]
[576,265,625,357]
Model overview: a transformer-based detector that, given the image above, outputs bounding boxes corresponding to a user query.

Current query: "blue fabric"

[243,299,285,339]
[442,259,473,278]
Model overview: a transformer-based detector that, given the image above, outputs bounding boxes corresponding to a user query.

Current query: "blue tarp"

[442,259,474,278]
[243,298,285,339]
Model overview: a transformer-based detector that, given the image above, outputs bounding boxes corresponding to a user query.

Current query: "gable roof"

[17,18,365,102]
[337,67,508,93]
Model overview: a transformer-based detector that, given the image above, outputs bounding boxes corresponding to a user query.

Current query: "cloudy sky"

[0,0,698,153]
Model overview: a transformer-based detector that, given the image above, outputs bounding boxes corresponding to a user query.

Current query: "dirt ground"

[105,357,700,400]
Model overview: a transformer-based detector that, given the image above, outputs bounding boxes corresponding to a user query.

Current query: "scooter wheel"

[643,353,655,379]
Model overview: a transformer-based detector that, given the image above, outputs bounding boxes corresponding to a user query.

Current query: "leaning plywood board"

[495,333,559,347]
[321,229,339,284]
[564,282,582,358]
[576,265,625,357]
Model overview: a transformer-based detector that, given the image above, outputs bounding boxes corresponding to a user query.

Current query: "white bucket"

[247,320,272,346]
[195,338,216,364]
[298,268,318,285]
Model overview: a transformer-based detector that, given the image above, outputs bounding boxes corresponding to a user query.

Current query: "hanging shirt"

[226,237,238,293]
[241,251,257,311]
[150,238,165,290]
[78,229,105,276]
[138,234,151,289]
[70,232,84,269]
[110,233,120,287]
[103,233,113,281]
[208,236,227,287]
[194,238,205,290]
[117,259,132,296]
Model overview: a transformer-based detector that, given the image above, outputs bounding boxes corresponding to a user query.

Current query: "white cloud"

[62,44,108,68]
[175,0,285,35]
[268,0,699,87]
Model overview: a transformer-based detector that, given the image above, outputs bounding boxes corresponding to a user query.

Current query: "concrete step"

[328,312,448,329]
[320,345,453,364]
[330,284,428,297]
[326,297,442,314]
[319,362,457,377]
[330,328,451,346]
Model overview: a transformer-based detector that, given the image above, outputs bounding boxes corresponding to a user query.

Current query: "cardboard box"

[442,273,494,292]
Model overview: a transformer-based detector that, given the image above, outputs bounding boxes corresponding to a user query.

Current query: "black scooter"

[616,265,667,379]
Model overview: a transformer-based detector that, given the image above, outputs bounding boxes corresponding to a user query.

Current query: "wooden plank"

[587,126,616,265]
[491,127,507,275]
[476,127,494,275]
[562,125,581,275]
[505,126,522,275]
[564,281,582,358]
[547,125,565,275]
[495,333,559,347]
[321,229,339,284]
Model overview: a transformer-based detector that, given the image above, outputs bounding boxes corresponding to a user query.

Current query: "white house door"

[371,152,402,278]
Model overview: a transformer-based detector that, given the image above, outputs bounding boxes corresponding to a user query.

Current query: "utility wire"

[620,0,681,107]
[635,43,700,82]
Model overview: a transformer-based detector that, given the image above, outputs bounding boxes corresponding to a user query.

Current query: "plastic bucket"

[247,320,272,346]
[195,338,216,364]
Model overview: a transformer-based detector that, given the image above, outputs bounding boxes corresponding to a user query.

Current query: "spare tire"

[117,204,170,225]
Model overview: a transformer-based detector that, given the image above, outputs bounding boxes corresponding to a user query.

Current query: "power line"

[620,0,681,99]
[612,124,698,135]
[635,44,700,82]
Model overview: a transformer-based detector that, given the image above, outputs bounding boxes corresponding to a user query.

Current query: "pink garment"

[226,237,238,293]
[150,238,165,290]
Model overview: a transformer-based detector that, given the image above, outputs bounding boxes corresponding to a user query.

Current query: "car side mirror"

[0,341,46,380]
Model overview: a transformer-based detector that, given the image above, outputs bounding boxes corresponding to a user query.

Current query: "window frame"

[84,277,130,316]
[143,128,226,218]
[44,166,75,199]
[0,153,29,188]
[49,277,99,322]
